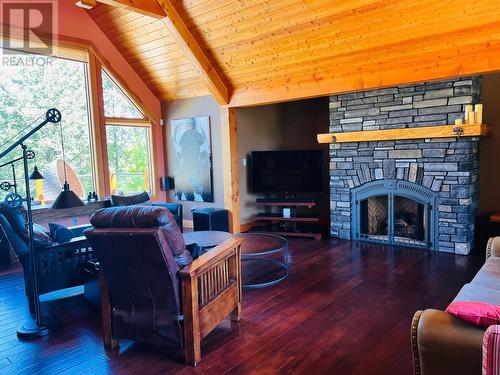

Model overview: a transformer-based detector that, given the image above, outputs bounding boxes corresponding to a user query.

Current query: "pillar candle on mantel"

[475,104,483,124]
[465,105,474,124]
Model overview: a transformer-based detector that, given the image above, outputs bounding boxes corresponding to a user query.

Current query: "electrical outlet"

[71,217,78,225]
[242,158,247,167]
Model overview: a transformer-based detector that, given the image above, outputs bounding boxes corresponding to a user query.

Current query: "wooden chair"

[84,206,242,366]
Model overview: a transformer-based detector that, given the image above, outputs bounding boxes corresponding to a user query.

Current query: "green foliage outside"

[0,53,93,202]
[102,71,152,194]
[0,55,152,204]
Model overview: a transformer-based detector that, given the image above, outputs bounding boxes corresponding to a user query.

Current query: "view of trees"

[0,52,93,202]
[102,71,152,195]
[0,53,152,204]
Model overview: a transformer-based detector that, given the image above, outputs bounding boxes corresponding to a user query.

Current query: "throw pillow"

[446,301,500,327]
[48,223,75,243]
[110,192,151,207]
[21,224,53,248]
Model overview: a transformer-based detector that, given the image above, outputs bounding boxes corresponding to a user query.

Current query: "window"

[0,40,158,206]
[0,50,94,204]
[102,70,154,195]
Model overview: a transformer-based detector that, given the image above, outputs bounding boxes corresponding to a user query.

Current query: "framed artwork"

[170,116,213,202]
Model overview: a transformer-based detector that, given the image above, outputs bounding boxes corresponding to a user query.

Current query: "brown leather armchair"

[84,206,242,366]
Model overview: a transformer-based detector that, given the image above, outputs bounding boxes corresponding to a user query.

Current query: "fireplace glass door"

[393,196,426,246]
[359,196,388,241]
[352,180,437,250]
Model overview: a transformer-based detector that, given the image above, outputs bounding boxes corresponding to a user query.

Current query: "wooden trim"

[88,52,110,197]
[239,222,255,233]
[155,0,229,105]
[317,123,492,144]
[104,117,150,126]
[221,108,240,234]
[183,220,194,230]
[96,0,165,18]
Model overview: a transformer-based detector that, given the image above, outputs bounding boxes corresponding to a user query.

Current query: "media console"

[251,198,322,240]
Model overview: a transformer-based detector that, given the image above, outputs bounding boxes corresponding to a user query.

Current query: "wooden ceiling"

[87,0,500,106]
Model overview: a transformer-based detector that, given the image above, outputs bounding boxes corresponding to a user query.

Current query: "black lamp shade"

[29,166,44,180]
[52,182,85,209]
[160,176,174,191]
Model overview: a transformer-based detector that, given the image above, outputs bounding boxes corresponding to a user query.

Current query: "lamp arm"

[0,108,61,160]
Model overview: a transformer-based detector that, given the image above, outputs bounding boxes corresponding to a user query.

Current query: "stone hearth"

[329,77,481,254]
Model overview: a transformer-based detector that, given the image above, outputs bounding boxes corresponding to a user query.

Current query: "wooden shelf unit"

[251,199,322,240]
[317,123,491,144]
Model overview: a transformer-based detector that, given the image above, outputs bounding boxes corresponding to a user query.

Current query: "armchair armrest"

[179,237,243,366]
[483,325,500,375]
[411,309,484,375]
[487,237,500,260]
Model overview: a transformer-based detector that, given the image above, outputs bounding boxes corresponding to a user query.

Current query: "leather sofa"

[411,237,500,375]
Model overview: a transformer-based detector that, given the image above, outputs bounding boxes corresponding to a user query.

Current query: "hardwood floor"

[0,238,483,375]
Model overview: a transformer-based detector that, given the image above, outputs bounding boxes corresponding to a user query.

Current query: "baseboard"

[183,220,194,229]
[240,222,255,232]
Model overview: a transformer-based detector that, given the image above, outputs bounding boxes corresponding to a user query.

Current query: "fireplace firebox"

[351,180,438,250]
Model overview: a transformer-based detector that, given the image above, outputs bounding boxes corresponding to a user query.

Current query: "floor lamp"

[0,108,62,339]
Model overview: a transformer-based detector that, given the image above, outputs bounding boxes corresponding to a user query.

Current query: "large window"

[0,42,157,205]
[0,51,94,204]
[102,71,153,195]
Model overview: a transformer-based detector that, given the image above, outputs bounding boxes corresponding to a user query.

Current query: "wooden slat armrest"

[179,237,243,278]
[180,236,243,366]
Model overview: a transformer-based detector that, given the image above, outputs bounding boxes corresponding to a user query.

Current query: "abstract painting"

[170,116,213,202]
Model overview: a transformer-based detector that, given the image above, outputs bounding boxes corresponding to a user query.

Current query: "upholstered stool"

[192,208,229,232]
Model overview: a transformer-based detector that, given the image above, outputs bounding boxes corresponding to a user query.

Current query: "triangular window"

[102,70,144,119]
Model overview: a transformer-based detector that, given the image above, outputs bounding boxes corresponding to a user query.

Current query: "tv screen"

[251,150,323,193]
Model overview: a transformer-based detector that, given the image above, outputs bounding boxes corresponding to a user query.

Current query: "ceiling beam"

[86,0,229,104]
[155,0,229,105]
[96,0,166,19]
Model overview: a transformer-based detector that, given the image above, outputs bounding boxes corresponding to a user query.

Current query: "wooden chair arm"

[179,237,243,279]
[179,237,243,366]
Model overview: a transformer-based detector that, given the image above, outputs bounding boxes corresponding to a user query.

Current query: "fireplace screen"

[352,180,437,250]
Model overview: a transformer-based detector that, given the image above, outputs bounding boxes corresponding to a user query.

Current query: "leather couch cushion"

[470,257,500,291]
[110,192,151,207]
[453,283,500,306]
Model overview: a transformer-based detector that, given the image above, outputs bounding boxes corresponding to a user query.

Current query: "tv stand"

[251,198,322,240]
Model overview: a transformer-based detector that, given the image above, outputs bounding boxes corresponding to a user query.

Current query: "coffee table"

[235,233,288,289]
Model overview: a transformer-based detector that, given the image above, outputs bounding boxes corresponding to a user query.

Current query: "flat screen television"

[251,150,323,193]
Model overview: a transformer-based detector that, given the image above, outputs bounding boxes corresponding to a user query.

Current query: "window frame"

[1,35,159,201]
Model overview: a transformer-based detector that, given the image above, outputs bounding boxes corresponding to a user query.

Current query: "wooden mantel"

[317,123,491,144]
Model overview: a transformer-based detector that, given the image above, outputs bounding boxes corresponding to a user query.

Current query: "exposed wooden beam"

[221,107,240,234]
[155,0,229,105]
[96,0,166,18]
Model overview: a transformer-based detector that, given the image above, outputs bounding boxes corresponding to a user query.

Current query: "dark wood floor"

[0,238,484,375]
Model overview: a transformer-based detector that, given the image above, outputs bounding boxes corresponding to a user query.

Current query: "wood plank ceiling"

[88,0,500,106]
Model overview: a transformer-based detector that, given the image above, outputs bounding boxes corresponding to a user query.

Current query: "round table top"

[182,230,233,248]
[235,233,288,256]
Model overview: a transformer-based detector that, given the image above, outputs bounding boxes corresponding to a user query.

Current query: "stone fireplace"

[329,77,481,254]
